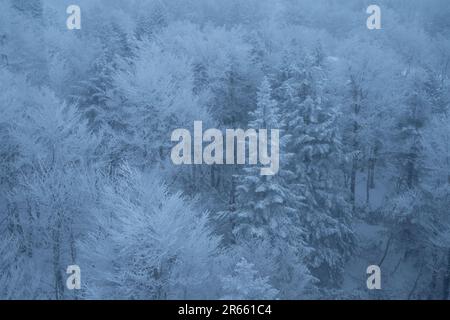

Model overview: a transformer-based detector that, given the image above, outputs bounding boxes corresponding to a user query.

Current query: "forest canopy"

[0,0,450,300]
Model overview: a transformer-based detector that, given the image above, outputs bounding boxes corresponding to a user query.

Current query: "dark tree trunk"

[369,157,376,189]
[229,174,236,211]
[366,162,370,206]
[428,253,439,300]
[442,248,450,300]
[350,159,357,212]
[211,165,215,187]
[53,216,64,300]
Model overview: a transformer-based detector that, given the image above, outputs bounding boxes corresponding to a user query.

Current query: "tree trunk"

[70,231,79,300]
[366,161,370,206]
[350,159,357,212]
[428,253,438,300]
[211,165,215,187]
[349,81,361,213]
[191,165,196,190]
[229,170,237,212]
[406,157,416,189]
[442,248,450,300]
[369,157,376,189]
[215,166,221,189]
[408,262,424,300]
[378,234,392,267]
[53,216,64,300]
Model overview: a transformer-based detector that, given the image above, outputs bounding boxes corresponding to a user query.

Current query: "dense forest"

[1,0,450,299]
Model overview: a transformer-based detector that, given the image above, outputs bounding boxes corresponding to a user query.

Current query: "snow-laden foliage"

[221,258,279,300]
[1,0,450,299]
[79,166,225,299]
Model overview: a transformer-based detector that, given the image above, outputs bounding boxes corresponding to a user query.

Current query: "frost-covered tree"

[111,40,210,169]
[234,77,293,239]
[1,0,450,301]
[0,0,46,79]
[81,167,226,299]
[276,60,354,287]
[231,77,315,298]
[221,258,278,300]
[0,70,102,299]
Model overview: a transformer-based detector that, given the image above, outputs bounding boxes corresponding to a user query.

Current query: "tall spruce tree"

[278,60,354,287]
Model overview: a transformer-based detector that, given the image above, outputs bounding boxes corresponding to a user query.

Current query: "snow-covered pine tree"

[232,76,314,298]
[221,258,279,300]
[422,113,450,299]
[277,60,354,288]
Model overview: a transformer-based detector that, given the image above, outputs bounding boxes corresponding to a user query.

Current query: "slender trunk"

[369,157,376,189]
[70,231,78,300]
[349,82,360,213]
[366,155,376,205]
[53,215,64,300]
[10,203,25,250]
[229,174,236,211]
[211,165,215,187]
[215,166,221,189]
[366,161,370,206]
[350,159,356,212]
[408,262,424,300]
[407,157,416,189]
[191,165,196,190]
[442,115,450,300]
[378,234,392,267]
[442,248,450,300]
[428,253,438,300]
